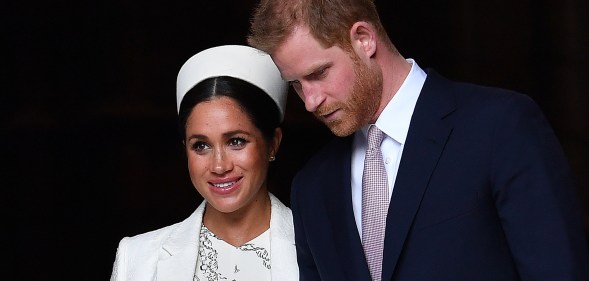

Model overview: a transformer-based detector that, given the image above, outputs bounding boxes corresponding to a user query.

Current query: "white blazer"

[110,193,299,281]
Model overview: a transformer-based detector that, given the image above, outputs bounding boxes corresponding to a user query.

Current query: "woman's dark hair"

[178,76,281,143]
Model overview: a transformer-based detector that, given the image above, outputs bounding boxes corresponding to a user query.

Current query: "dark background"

[4,0,588,279]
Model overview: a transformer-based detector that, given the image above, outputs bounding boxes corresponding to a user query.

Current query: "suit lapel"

[156,202,205,281]
[323,137,373,280]
[381,70,456,280]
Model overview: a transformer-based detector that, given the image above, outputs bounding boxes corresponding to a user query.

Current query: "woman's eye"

[192,141,209,152]
[228,137,247,148]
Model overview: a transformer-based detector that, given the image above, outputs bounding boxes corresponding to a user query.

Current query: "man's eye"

[290,81,302,94]
[310,67,327,80]
[316,68,326,77]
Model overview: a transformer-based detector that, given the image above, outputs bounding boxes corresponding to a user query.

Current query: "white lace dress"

[194,223,271,281]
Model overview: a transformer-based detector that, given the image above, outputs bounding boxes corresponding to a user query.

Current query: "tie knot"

[367,125,384,150]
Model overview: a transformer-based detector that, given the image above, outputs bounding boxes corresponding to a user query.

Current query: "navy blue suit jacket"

[291,70,589,280]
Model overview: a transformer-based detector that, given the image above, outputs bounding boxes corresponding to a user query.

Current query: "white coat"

[110,193,298,281]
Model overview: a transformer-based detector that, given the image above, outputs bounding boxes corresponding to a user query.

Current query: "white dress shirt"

[351,59,427,237]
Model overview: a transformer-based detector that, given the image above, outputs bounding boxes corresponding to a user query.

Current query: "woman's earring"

[269,156,276,162]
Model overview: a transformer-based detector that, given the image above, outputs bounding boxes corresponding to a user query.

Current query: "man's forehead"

[271,28,336,80]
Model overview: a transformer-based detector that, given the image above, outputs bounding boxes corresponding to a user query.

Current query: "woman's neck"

[203,192,271,247]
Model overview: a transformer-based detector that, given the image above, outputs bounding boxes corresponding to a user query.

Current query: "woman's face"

[184,96,280,215]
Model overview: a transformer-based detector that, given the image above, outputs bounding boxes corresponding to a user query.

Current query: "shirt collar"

[361,59,427,144]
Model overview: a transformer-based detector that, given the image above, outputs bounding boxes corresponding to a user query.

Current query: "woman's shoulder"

[116,219,186,261]
[117,203,206,255]
[269,193,294,238]
[122,222,179,247]
[269,193,292,215]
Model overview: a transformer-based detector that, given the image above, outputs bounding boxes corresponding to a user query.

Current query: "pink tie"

[362,125,388,281]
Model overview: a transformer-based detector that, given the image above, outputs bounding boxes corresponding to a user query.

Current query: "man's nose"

[299,82,324,112]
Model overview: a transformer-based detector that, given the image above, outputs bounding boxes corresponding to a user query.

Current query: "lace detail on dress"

[194,223,271,281]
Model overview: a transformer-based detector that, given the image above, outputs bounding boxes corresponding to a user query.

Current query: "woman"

[110,45,298,280]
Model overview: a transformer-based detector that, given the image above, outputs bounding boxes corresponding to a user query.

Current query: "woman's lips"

[211,181,236,188]
[208,177,242,195]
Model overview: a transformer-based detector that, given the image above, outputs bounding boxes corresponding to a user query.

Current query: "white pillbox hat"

[176,45,288,120]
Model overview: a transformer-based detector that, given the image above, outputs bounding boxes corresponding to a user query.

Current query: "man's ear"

[350,21,377,59]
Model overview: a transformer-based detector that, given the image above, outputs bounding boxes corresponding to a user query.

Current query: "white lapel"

[269,193,299,281]
[156,201,206,281]
[154,195,298,281]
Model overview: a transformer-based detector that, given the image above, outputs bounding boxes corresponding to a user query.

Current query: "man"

[248,0,589,280]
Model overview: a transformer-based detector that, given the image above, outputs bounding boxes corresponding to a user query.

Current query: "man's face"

[272,26,383,137]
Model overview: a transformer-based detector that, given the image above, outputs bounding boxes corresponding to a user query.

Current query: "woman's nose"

[210,149,232,174]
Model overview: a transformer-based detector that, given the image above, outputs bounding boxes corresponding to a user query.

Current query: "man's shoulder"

[422,68,538,114]
[295,135,353,178]
[424,69,528,100]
